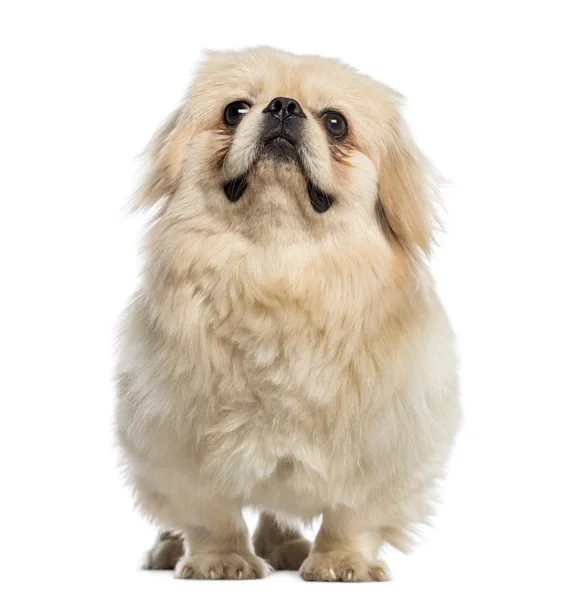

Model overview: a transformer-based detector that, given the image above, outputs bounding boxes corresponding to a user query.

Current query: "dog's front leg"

[300,506,390,582]
[172,501,270,580]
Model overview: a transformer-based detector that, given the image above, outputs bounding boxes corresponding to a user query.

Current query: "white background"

[1,1,577,598]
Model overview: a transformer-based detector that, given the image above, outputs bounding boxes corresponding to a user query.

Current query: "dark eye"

[321,111,348,138]
[224,101,251,126]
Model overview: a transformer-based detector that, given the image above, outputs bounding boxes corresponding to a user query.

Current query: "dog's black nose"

[263,97,306,120]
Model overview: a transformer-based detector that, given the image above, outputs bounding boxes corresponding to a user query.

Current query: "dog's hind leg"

[253,512,312,570]
[143,530,184,570]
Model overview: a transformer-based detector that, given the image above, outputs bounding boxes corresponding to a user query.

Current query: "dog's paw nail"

[346,569,353,581]
[237,569,243,579]
[178,566,193,579]
[209,569,215,579]
[329,568,336,580]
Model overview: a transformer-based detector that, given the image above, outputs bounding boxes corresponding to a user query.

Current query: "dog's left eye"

[321,111,348,138]
[224,101,251,126]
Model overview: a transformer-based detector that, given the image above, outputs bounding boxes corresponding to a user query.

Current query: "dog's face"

[138,48,434,255]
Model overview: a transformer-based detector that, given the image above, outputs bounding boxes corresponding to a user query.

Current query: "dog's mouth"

[262,131,297,151]
[267,135,294,147]
[223,135,334,214]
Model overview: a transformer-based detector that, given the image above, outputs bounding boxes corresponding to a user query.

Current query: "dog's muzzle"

[260,96,306,161]
[223,96,334,213]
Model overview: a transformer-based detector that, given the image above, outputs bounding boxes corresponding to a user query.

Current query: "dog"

[115,46,461,582]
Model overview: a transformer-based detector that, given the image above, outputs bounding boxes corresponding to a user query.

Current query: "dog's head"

[136,47,436,256]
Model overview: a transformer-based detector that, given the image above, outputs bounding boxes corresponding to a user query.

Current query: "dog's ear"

[132,106,193,209]
[377,116,437,255]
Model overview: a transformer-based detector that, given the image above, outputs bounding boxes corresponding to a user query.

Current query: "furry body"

[116,47,460,581]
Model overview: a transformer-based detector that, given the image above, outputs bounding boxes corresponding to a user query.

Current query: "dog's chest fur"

[177,290,392,505]
[120,237,416,512]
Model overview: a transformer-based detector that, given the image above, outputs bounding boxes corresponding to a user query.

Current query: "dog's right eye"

[224,101,251,127]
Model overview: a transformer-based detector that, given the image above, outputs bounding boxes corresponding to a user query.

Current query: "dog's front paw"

[299,551,389,582]
[175,552,271,580]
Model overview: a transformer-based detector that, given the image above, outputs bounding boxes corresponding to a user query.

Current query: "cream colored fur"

[115,47,461,582]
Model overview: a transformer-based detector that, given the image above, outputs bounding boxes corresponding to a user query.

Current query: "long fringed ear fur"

[378,117,438,256]
[132,106,192,210]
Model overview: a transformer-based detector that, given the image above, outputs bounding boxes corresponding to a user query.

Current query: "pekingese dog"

[115,47,460,582]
